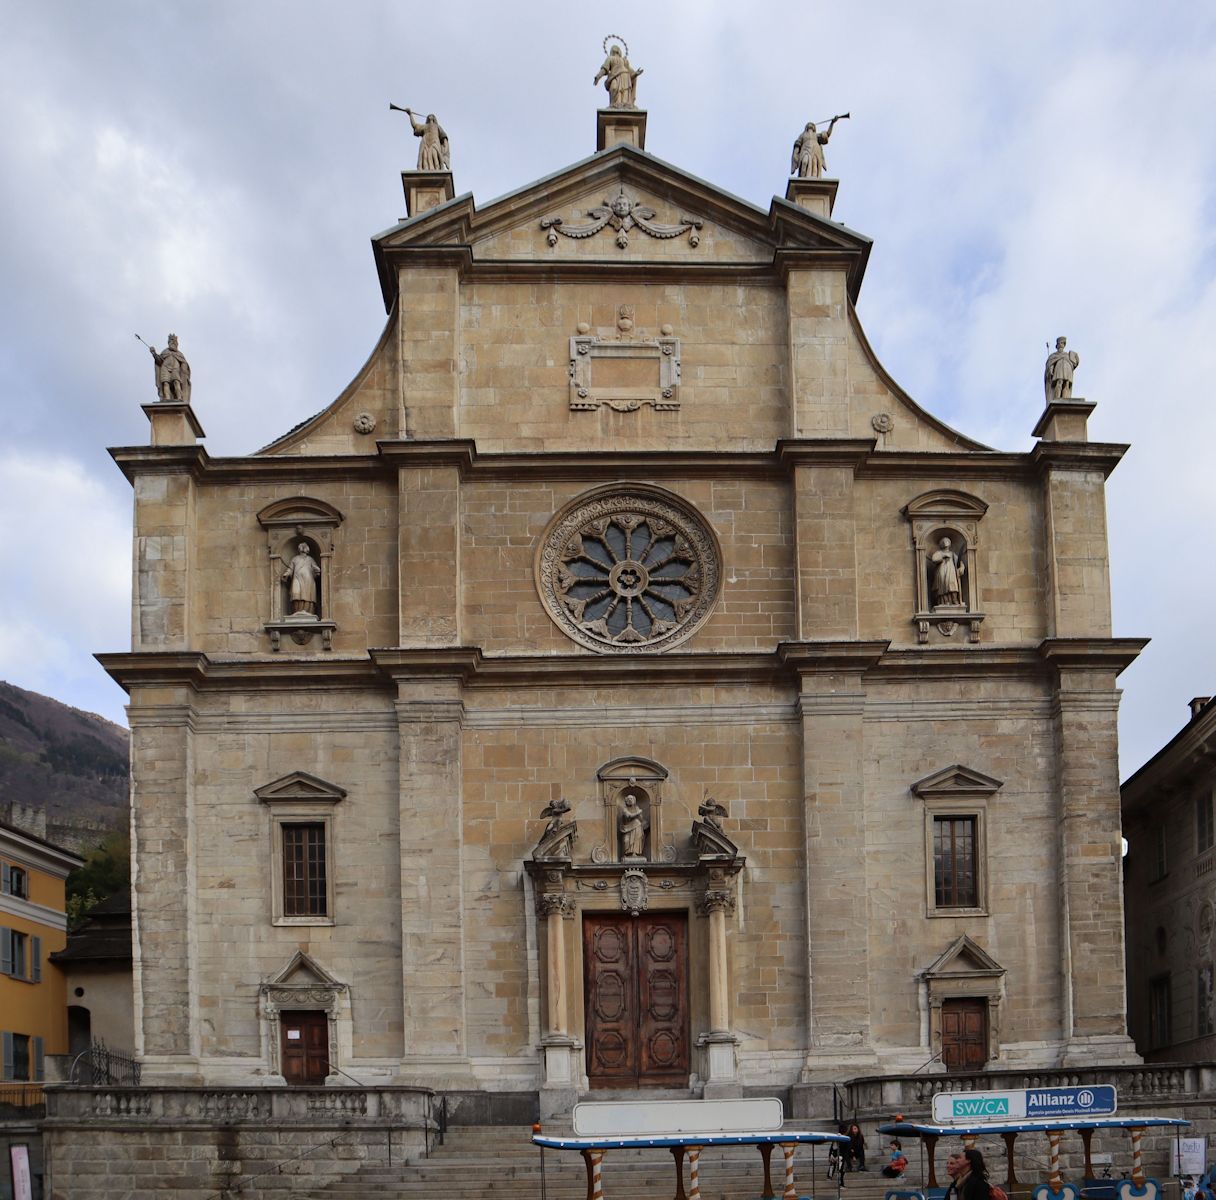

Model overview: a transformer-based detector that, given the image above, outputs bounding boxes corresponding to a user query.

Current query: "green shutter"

[33,1036,44,1081]
[31,936,41,982]
[0,928,11,976]
[0,863,9,893]
[1,1032,12,1081]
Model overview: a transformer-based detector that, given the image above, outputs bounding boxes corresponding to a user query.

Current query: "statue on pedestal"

[619,787,648,859]
[138,333,191,403]
[791,114,848,179]
[594,38,643,110]
[391,104,450,170]
[930,537,965,608]
[1044,336,1080,401]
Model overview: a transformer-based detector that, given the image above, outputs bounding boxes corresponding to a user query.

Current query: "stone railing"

[44,1084,435,1127]
[846,1064,1216,1118]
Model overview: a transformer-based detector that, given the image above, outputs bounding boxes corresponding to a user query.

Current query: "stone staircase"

[303,1123,908,1199]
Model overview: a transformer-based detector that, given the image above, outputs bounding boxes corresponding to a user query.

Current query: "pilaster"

[397,465,461,645]
[784,642,886,1078]
[786,267,850,437]
[1041,639,1146,1065]
[127,688,200,1080]
[397,265,460,439]
[393,675,471,1078]
[791,460,860,640]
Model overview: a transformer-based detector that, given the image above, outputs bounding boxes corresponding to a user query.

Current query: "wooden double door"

[281,1010,330,1085]
[584,912,689,1088]
[941,998,988,1070]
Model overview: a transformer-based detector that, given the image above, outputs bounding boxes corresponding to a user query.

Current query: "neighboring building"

[0,821,82,1085]
[49,890,135,1060]
[98,99,1143,1120]
[1122,696,1216,1061]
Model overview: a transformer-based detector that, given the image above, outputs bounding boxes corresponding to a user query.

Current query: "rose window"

[536,487,721,653]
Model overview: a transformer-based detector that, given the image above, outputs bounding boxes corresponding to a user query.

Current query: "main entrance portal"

[583,912,689,1088]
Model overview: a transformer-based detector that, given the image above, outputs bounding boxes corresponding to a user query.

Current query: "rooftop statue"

[1044,336,1080,401]
[791,113,849,179]
[390,103,451,171]
[136,333,191,403]
[594,37,643,110]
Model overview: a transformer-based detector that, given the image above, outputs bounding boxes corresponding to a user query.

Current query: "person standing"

[847,1122,867,1171]
[945,1148,992,1200]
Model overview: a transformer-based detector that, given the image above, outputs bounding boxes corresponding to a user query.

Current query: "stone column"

[398,265,460,439]
[537,880,579,1118]
[394,675,471,1080]
[127,687,201,1080]
[785,268,850,438]
[1043,642,1145,1065]
[697,872,741,1097]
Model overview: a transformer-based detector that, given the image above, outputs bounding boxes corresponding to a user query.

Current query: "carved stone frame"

[920,934,1006,1067]
[257,497,344,651]
[258,950,351,1083]
[902,490,988,644]
[568,330,681,412]
[591,756,675,865]
[912,764,1002,919]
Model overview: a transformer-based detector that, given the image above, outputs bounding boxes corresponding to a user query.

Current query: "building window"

[1,1032,41,1081]
[1,864,27,899]
[256,771,346,927]
[1198,793,1214,855]
[934,816,978,908]
[282,824,327,918]
[1198,964,1215,1038]
[1149,974,1172,1049]
[1150,824,1168,882]
[0,928,34,980]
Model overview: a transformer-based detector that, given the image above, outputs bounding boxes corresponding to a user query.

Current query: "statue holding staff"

[1043,336,1080,401]
[390,103,450,171]
[792,113,849,179]
[282,542,322,617]
[136,333,191,403]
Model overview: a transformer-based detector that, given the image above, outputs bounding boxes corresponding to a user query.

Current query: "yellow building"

[0,821,82,1086]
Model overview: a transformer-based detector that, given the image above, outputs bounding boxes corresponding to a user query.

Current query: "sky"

[0,1,1214,776]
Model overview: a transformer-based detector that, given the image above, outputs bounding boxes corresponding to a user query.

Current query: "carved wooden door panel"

[584,913,688,1088]
[941,998,987,1070]
[281,1010,329,1085]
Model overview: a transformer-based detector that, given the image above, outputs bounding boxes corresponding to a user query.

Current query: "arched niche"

[902,489,988,644]
[592,757,675,865]
[256,497,344,650]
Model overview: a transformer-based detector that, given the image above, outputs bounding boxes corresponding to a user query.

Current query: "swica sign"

[931,1086,1117,1123]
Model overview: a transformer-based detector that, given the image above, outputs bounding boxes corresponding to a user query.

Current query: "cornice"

[1123,701,1216,809]
[109,444,209,484]
[1030,441,1129,479]
[1037,637,1149,674]
[778,439,876,470]
[856,451,1033,482]
[98,640,1127,698]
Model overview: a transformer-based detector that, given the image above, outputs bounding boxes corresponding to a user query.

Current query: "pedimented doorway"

[583,912,689,1088]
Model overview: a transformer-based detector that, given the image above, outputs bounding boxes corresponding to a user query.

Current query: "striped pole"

[1130,1128,1145,1188]
[688,1145,702,1200]
[1047,1130,1063,1192]
[782,1142,798,1200]
[581,1148,605,1200]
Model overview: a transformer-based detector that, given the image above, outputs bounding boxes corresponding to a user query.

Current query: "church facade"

[100,104,1142,1116]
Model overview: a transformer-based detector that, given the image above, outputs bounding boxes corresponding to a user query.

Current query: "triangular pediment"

[910,765,1003,800]
[254,771,347,805]
[923,934,1005,979]
[267,949,342,988]
[373,144,871,307]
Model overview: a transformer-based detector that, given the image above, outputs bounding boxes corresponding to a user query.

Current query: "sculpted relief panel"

[535,485,722,654]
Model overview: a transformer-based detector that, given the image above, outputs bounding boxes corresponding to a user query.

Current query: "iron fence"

[69,1040,142,1086]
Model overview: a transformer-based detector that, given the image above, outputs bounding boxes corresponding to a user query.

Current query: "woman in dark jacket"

[847,1123,867,1171]
[945,1148,991,1200]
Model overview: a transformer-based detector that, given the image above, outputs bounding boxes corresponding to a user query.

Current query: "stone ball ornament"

[536,484,722,654]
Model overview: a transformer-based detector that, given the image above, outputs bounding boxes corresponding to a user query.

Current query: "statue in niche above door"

[619,783,649,861]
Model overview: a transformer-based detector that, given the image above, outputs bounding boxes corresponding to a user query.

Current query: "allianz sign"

[931,1087,1117,1123]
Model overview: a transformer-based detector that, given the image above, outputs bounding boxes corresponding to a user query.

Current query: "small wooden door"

[941,998,988,1070]
[584,912,689,1088]
[281,1011,330,1085]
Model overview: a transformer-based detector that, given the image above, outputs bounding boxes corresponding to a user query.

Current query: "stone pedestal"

[401,170,454,218]
[785,177,839,220]
[142,401,204,446]
[1033,397,1095,442]
[697,1031,741,1097]
[597,108,647,152]
[539,1034,582,1119]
